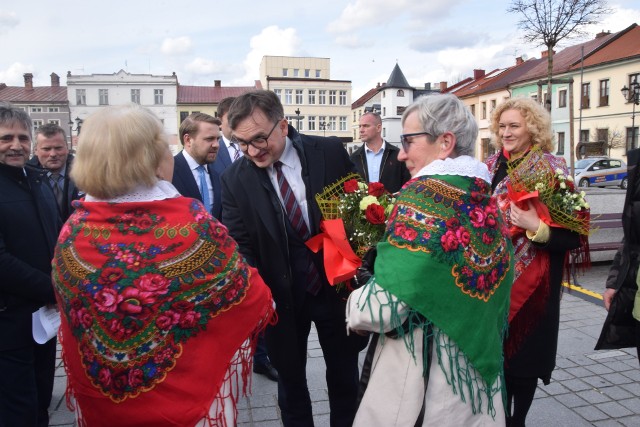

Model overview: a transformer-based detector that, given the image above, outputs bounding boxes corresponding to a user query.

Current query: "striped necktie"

[50,173,63,210]
[230,142,241,161]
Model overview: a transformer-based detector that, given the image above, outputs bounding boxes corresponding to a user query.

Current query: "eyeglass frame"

[231,119,282,150]
[399,131,433,152]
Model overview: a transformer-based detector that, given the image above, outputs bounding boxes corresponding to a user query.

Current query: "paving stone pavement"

[48,262,639,426]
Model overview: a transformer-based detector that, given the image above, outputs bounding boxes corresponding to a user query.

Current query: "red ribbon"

[305,219,362,285]
[506,184,562,237]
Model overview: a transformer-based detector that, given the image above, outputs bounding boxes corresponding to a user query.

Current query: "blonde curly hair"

[489,97,554,152]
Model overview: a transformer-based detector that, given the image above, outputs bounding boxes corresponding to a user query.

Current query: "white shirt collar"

[364,140,386,155]
[182,149,203,171]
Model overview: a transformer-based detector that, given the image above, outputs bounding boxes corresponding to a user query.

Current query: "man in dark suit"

[28,123,81,221]
[0,102,60,427]
[221,91,367,427]
[172,112,222,219]
[350,112,410,193]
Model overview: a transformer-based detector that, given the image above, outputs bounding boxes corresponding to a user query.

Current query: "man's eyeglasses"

[400,132,432,152]
[231,119,281,150]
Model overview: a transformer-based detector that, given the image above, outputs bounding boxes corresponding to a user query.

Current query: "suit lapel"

[298,139,325,234]
[174,152,202,201]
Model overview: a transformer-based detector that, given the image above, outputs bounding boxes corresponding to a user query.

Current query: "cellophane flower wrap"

[506,146,590,237]
[306,173,395,288]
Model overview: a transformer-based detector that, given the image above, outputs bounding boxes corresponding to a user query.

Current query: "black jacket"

[27,155,81,222]
[0,163,61,350]
[350,142,411,194]
[172,151,222,220]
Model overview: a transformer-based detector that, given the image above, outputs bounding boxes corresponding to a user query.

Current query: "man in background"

[350,112,410,193]
[0,102,60,427]
[28,123,80,221]
[172,112,222,219]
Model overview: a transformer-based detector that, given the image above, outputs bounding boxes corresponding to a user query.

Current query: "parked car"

[574,157,628,189]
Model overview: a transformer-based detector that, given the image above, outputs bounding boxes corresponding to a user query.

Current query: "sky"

[1,0,639,100]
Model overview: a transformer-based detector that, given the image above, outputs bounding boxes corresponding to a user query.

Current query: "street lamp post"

[319,121,327,137]
[294,108,304,130]
[621,81,640,150]
[67,117,83,151]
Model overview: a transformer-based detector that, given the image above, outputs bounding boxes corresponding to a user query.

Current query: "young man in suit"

[220,90,367,427]
[0,102,61,427]
[350,112,410,193]
[172,113,222,219]
[29,123,80,221]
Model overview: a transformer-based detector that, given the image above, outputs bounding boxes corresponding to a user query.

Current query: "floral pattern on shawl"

[54,200,251,402]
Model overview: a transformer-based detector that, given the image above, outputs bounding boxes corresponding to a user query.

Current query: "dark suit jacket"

[172,151,222,219]
[27,156,81,222]
[220,125,359,369]
[350,142,411,194]
[212,139,233,176]
[0,163,60,350]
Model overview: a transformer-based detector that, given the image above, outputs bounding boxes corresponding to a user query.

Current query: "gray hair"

[401,93,477,157]
[0,102,32,139]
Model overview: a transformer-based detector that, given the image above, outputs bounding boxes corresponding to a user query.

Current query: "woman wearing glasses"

[347,93,514,426]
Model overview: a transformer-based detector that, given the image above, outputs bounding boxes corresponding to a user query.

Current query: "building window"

[76,89,86,105]
[581,83,590,109]
[308,116,316,131]
[557,132,565,155]
[48,119,60,125]
[481,102,487,119]
[629,73,639,89]
[296,89,303,104]
[481,138,495,161]
[382,128,386,138]
[531,94,538,102]
[99,89,109,105]
[339,116,347,131]
[383,107,386,116]
[329,90,337,105]
[180,111,189,123]
[490,99,496,112]
[339,91,347,105]
[558,89,567,108]
[274,89,282,101]
[32,119,43,133]
[293,69,299,77]
[328,116,337,131]
[318,90,326,104]
[308,90,316,104]
[580,129,590,143]
[282,69,288,77]
[470,104,475,117]
[31,106,42,113]
[315,69,321,78]
[48,107,59,112]
[285,89,293,105]
[397,90,404,97]
[304,69,310,78]
[599,79,609,106]
[131,89,141,104]
[154,89,164,105]
[627,127,639,151]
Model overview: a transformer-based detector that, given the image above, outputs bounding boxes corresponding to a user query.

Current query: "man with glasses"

[172,112,222,219]
[350,112,410,193]
[220,90,367,427]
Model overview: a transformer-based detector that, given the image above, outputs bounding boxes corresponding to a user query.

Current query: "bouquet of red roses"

[306,173,395,289]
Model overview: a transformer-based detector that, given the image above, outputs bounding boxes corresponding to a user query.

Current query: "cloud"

[184,57,224,75]
[584,5,640,37]
[161,36,192,55]
[0,62,33,85]
[0,10,19,33]
[334,34,373,49]
[240,26,301,83]
[410,31,488,53]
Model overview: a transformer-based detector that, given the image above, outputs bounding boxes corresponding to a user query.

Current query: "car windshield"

[575,159,597,169]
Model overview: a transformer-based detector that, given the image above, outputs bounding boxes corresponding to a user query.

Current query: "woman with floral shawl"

[485,98,586,427]
[52,104,274,427]
[347,94,514,426]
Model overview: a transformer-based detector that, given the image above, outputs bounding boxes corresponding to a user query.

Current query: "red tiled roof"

[351,87,379,109]
[451,69,501,97]
[570,24,640,69]
[441,77,474,94]
[0,86,67,103]
[177,81,262,104]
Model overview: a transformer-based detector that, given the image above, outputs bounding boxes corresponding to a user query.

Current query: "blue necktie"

[197,165,211,212]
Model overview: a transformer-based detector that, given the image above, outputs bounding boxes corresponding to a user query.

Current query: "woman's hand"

[603,288,616,311]
[510,201,541,233]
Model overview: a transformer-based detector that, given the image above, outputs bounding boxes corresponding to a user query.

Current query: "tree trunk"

[546,44,553,112]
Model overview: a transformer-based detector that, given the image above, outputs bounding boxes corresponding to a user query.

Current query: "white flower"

[359,195,379,211]
[567,175,574,182]
[560,182,566,189]
[555,168,564,175]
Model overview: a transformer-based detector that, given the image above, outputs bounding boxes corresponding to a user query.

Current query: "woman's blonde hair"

[71,104,169,199]
[489,97,554,152]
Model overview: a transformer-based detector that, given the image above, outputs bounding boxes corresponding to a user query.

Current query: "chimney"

[0,83,6,90]
[473,69,485,80]
[50,72,60,87]
[516,56,524,65]
[24,73,33,89]
[376,82,380,88]
[595,30,610,39]
[424,82,431,90]
[214,80,221,87]
[439,81,447,92]
[541,49,556,58]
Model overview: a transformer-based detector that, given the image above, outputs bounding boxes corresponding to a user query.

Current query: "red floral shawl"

[52,197,274,426]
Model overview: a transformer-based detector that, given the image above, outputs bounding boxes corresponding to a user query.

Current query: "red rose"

[128,368,144,388]
[441,230,459,252]
[178,310,201,329]
[469,207,486,228]
[156,311,180,330]
[446,218,460,230]
[98,368,112,387]
[95,288,123,312]
[367,182,385,197]
[482,232,494,245]
[456,228,471,246]
[364,204,386,225]
[171,300,195,312]
[402,227,418,241]
[112,372,129,391]
[117,288,155,317]
[344,179,359,193]
[134,273,170,294]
